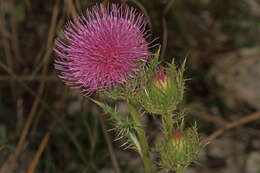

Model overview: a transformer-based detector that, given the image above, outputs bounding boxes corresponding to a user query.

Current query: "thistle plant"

[54,3,205,173]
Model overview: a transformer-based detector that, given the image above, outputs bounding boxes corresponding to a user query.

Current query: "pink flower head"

[54,3,154,96]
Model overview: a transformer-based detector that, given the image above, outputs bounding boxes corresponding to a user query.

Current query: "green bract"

[156,123,202,173]
[138,58,186,115]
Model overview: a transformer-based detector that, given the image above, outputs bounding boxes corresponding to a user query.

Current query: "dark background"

[0,0,260,172]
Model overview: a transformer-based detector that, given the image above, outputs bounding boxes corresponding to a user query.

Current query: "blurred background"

[0,0,260,172]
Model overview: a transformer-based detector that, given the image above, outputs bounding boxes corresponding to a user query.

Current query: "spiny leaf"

[146,47,161,74]
[90,98,122,122]
[128,132,142,156]
[152,47,161,66]
[91,99,141,152]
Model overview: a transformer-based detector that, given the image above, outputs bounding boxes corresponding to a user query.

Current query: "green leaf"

[90,98,122,123]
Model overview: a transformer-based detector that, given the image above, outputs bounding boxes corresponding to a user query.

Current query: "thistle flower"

[54,3,153,96]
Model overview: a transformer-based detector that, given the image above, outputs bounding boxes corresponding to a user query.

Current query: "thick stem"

[127,101,152,173]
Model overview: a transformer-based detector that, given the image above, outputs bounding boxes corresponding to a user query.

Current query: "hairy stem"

[162,113,173,138]
[127,101,152,173]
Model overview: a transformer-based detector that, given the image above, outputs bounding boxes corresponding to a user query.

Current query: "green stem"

[127,101,152,173]
[176,165,185,173]
[162,113,173,137]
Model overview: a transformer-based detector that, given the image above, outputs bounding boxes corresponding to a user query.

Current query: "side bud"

[138,60,185,115]
[157,125,202,173]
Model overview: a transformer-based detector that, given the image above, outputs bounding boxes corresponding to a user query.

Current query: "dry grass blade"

[161,0,175,60]
[127,0,152,29]
[202,111,260,144]
[67,0,78,22]
[27,120,55,173]
[103,0,109,7]
[27,86,67,173]
[0,61,88,166]
[2,1,61,173]
[0,75,58,82]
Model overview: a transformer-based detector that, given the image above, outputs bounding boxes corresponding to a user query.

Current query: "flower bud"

[173,129,182,141]
[156,125,203,172]
[154,70,168,92]
[138,61,185,115]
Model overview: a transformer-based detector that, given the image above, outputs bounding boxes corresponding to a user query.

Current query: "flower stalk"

[162,113,174,137]
[127,101,153,173]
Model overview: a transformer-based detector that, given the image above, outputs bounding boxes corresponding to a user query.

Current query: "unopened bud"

[172,129,185,151]
[154,70,168,91]
[138,61,185,115]
[157,125,202,172]
[173,129,181,140]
